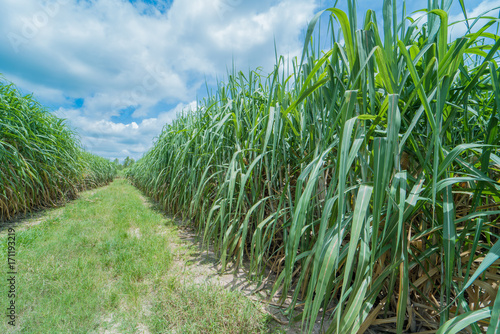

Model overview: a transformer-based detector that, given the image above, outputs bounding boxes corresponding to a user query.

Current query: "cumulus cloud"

[55,101,197,160]
[0,0,316,160]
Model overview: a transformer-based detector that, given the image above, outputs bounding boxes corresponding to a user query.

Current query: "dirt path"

[157,210,333,334]
[0,180,267,333]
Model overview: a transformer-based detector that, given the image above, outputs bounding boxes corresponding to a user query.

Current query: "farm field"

[1,0,500,333]
[0,81,116,221]
[127,2,500,334]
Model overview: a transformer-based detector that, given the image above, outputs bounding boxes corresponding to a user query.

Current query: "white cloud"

[1,0,315,102]
[0,0,316,159]
[55,101,197,161]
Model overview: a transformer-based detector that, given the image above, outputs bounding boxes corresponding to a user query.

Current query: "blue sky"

[1,0,498,161]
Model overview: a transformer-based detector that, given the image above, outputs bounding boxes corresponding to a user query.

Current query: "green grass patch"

[149,283,267,333]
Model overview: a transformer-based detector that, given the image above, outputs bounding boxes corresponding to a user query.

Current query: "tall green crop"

[0,79,116,220]
[129,2,500,332]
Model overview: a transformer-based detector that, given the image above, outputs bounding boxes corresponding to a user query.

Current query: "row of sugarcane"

[0,79,116,221]
[128,1,500,333]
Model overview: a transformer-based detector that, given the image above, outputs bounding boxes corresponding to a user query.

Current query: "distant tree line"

[113,156,135,170]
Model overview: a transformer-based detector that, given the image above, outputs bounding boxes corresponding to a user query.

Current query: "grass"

[0,179,267,333]
[127,1,500,333]
[150,283,268,333]
[0,79,116,221]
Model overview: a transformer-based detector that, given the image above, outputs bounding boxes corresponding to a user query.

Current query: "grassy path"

[0,179,267,333]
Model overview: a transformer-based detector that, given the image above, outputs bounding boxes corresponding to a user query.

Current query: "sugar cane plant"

[0,79,116,221]
[128,0,500,332]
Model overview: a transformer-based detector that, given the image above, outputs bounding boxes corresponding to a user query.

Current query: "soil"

[163,217,333,334]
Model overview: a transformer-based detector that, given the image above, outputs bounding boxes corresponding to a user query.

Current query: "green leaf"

[487,288,500,334]
[437,307,491,334]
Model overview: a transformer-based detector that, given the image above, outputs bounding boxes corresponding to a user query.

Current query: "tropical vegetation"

[0,79,116,221]
[128,0,500,332]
